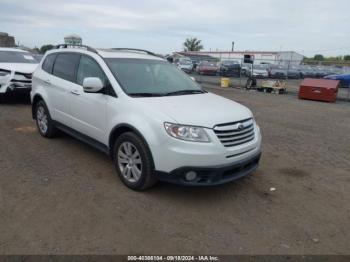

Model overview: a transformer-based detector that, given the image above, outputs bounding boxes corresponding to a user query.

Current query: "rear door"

[50,53,81,126]
[69,54,109,143]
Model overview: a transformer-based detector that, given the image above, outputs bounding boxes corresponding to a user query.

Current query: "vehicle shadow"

[0,93,31,104]
[145,173,259,202]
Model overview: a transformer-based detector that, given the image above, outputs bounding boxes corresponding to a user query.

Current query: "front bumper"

[199,70,217,75]
[0,82,31,94]
[156,152,261,186]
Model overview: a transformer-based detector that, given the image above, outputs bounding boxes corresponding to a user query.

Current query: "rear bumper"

[156,152,261,186]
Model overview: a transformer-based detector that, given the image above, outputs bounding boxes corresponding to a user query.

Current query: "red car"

[196,61,218,75]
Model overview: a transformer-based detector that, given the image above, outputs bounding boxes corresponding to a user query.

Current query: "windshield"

[222,60,238,65]
[0,51,38,64]
[105,58,203,96]
[179,59,192,65]
[200,61,217,67]
[253,65,267,70]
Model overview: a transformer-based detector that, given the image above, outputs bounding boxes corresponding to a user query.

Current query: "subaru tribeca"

[31,45,262,190]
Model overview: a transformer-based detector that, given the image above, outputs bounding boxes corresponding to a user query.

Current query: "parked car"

[324,74,350,88]
[286,67,300,79]
[247,64,269,78]
[31,45,262,190]
[0,48,38,100]
[217,60,241,76]
[241,63,252,76]
[176,58,193,73]
[325,66,343,76]
[318,67,331,78]
[269,65,287,79]
[299,65,316,78]
[196,61,219,75]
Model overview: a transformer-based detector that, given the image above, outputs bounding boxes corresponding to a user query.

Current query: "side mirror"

[83,77,104,93]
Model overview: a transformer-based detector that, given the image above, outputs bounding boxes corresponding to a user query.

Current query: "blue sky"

[1,0,349,56]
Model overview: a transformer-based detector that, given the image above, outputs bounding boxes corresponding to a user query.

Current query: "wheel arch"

[108,123,155,165]
[31,94,45,119]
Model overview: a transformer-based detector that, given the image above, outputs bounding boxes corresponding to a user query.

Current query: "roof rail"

[54,44,98,54]
[110,48,157,57]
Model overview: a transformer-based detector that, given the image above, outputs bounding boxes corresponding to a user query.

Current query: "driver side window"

[76,55,108,86]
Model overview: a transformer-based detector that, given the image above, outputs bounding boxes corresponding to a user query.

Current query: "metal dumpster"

[299,78,339,103]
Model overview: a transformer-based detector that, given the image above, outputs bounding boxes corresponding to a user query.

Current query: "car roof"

[97,49,164,60]
[0,47,29,53]
[47,46,164,61]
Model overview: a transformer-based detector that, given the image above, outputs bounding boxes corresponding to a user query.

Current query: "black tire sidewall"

[35,101,54,137]
[113,132,156,190]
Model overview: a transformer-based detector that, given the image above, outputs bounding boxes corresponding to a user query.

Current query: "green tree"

[344,55,350,61]
[314,54,324,61]
[183,38,204,51]
[40,44,54,54]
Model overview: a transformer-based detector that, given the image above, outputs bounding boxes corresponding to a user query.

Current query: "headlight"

[164,123,210,142]
[0,70,11,85]
[0,69,10,77]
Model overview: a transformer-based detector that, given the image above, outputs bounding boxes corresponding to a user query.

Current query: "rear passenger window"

[53,53,80,82]
[42,54,57,74]
[76,55,108,86]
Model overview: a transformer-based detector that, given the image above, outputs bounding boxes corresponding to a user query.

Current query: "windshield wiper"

[129,92,165,97]
[164,90,205,96]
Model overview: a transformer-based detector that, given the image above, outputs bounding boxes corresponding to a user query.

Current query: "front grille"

[11,72,32,86]
[213,118,255,147]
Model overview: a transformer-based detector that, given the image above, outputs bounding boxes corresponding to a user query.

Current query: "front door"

[69,55,109,143]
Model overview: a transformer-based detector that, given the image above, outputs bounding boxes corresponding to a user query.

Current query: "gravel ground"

[0,91,350,255]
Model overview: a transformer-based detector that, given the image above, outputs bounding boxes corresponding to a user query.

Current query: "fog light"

[185,171,197,181]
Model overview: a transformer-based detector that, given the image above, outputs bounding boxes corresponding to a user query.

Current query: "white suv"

[31,45,262,190]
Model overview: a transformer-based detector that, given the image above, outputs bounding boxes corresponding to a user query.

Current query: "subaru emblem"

[237,123,244,130]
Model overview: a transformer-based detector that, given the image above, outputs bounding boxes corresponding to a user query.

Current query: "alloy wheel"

[36,106,48,134]
[117,142,142,183]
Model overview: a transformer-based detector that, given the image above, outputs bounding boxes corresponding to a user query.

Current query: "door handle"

[70,90,81,96]
[43,79,51,85]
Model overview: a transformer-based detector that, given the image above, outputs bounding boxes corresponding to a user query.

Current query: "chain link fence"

[187,57,350,101]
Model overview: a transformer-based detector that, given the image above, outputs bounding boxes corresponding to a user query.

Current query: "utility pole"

[232,41,235,52]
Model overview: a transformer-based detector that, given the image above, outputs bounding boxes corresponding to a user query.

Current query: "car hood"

[200,66,217,70]
[0,63,38,74]
[272,69,287,73]
[324,74,350,80]
[223,64,239,68]
[133,92,253,128]
[179,64,192,68]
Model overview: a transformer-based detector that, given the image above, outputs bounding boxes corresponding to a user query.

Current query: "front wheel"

[113,132,157,190]
[35,100,57,138]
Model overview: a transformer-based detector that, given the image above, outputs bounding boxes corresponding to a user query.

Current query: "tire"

[34,100,57,138]
[113,132,157,190]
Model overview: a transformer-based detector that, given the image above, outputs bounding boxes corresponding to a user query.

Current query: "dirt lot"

[0,90,350,255]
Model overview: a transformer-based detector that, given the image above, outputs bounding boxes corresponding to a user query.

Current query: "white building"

[64,34,82,45]
[176,50,304,65]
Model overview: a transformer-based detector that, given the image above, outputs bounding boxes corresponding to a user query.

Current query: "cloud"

[1,0,349,55]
